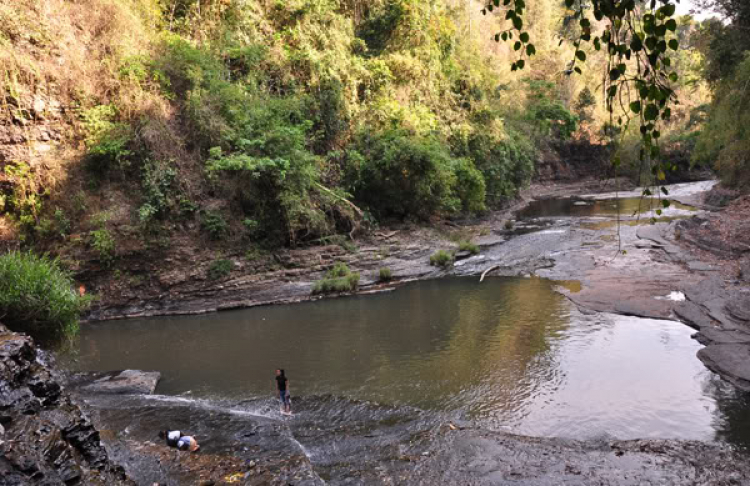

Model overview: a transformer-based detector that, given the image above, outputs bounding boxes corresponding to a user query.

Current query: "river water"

[61,276,750,448]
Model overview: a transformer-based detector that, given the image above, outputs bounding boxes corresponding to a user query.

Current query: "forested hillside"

[0,0,725,271]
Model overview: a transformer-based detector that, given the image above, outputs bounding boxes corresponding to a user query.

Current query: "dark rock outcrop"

[0,324,133,486]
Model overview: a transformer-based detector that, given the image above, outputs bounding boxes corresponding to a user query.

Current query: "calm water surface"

[61,277,750,446]
[518,197,696,219]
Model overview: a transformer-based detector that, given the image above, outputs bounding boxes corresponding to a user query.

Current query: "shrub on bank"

[0,251,88,341]
[378,267,393,282]
[458,240,479,255]
[430,250,454,268]
[312,262,360,295]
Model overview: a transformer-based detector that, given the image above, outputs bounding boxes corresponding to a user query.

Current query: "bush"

[312,262,360,294]
[430,250,454,268]
[346,129,485,219]
[208,258,232,280]
[90,228,116,265]
[81,104,133,174]
[451,123,535,207]
[0,251,89,341]
[201,210,228,240]
[458,240,479,255]
[204,94,353,245]
[524,80,579,141]
[378,267,393,282]
[139,159,177,224]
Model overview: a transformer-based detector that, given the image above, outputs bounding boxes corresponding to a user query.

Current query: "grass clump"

[429,250,454,268]
[378,267,393,282]
[457,240,479,255]
[0,251,89,341]
[208,258,232,280]
[312,262,360,295]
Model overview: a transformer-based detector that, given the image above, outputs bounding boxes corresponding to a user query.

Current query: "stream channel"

[58,185,750,483]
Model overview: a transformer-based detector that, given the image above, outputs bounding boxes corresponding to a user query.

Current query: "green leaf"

[502,32,508,41]
[526,44,536,56]
[513,15,523,30]
[516,59,525,69]
[661,186,669,196]
[660,3,676,17]
[576,50,586,61]
[662,199,671,208]
[644,104,659,121]
[574,66,582,74]
[630,101,642,113]
[520,32,530,43]
[668,39,679,50]
[668,72,678,83]
[666,19,677,31]
[631,35,643,52]
[610,69,621,81]
[514,41,522,51]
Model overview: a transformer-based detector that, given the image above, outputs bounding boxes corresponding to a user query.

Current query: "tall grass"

[0,251,89,341]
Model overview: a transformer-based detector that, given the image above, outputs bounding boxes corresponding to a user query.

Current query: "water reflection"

[518,197,696,219]
[61,277,749,447]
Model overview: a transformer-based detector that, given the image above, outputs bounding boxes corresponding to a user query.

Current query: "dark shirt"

[276,375,287,391]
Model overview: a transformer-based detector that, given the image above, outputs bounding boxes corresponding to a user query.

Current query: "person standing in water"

[275,369,291,415]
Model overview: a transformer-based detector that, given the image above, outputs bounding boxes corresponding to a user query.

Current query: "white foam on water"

[290,436,314,459]
[142,394,278,420]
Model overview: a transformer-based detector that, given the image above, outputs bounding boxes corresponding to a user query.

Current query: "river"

[57,181,750,484]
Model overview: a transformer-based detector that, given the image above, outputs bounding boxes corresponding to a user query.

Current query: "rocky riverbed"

[7,178,750,485]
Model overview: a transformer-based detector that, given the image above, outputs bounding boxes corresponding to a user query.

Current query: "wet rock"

[0,323,133,485]
[75,370,161,395]
[698,343,750,391]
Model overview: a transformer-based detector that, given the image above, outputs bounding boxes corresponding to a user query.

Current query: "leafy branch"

[485,0,684,201]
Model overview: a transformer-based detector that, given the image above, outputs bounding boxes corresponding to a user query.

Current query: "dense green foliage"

[693,55,750,188]
[345,129,486,219]
[0,252,88,341]
[0,0,729,276]
[692,1,750,188]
